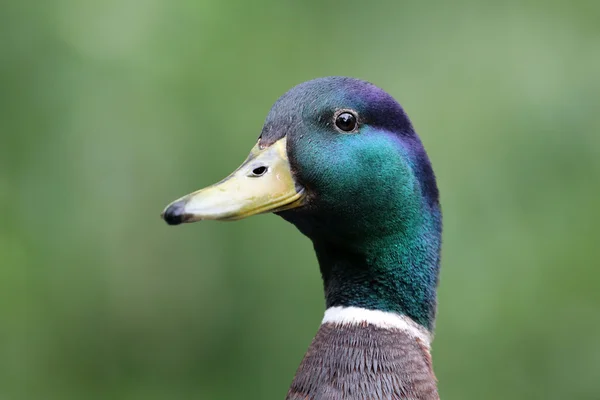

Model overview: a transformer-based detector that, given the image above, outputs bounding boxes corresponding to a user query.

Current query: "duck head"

[162,77,442,330]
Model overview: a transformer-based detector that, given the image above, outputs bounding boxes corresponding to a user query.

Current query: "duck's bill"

[161,137,305,225]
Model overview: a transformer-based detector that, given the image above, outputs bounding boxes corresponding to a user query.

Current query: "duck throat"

[286,307,439,400]
[313,230,440,330]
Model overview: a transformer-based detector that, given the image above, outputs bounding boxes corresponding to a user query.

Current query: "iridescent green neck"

[312,208,440,330]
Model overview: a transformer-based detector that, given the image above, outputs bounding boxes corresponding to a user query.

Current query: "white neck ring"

[321,306,432,348]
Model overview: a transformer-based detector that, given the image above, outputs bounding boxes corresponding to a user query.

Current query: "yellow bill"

[161,137,304,225]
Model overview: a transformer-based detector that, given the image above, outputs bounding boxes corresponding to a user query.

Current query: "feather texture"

[287,322,439,400]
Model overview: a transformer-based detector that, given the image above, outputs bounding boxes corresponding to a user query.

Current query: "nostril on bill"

[162,200,187,225]
[251,166,268,177]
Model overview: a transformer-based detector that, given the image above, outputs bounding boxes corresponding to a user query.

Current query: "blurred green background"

[2,0,600,399]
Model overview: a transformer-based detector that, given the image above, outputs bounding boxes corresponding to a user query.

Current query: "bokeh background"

[2,1,600,399]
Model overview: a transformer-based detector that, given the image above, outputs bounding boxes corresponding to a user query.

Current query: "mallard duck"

[162,77,442,399]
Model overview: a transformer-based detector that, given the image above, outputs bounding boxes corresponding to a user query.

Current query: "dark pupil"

[336,112,356,132]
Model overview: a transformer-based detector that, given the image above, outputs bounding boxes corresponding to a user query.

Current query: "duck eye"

[335,112,358,132]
